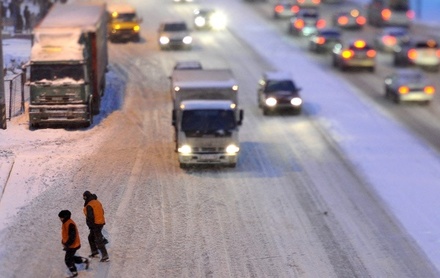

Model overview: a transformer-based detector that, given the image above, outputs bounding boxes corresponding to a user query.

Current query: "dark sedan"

[309,28,342,53]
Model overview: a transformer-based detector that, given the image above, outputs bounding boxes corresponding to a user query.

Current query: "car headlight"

[178,145,192,154]
[183,36,193,44]
[195,16,206,27]
[290,97,302,106]
[210,13,227,29]
[159,36,170,45]
[265,97,277,107]
[226,144,240,154]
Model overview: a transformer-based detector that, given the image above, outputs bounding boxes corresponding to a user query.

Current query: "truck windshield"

[30,64,84,82]
[181,109,236,135]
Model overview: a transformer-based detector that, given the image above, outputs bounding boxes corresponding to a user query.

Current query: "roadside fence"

[4,71,27,120]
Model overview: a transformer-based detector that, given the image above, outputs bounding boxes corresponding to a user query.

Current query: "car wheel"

[368,66,375,73]
[393,95,400,104]
[263,107,269,115]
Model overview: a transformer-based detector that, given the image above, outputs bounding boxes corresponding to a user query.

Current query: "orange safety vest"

[61,219,81,249]
[83,199,105,225]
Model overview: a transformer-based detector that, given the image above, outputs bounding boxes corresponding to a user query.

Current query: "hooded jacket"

[83,192,106,228]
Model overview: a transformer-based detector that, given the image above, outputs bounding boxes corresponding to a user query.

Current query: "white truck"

[170,69,244,168]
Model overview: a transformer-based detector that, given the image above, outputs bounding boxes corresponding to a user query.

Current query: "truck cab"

[107,3,142,42]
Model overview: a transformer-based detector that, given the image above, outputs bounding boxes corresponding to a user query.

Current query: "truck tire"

[92,97,101,115]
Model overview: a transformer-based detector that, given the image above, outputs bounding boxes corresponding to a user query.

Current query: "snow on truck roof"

[36,2,106,32]
[171,69,238,89]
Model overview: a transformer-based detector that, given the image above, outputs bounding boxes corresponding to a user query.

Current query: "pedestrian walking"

[58,210,89,278]
[23,5,31,32]
[83,191,110,262]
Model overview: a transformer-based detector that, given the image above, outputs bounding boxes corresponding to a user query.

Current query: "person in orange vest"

[83,191,110,262]
[58,210,89,278]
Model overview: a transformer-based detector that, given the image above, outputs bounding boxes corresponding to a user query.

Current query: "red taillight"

[275,5,284,13]
[315,36,326,45]
[297,0,304,3]
[294,19,304,29]
[342,50,354,59]
[291,5,300,14]
[406,10,415,19]
[436,50,440,58]
[356,16,366,25]
[366,49,376,58]
[398,86,409,94]
[408,49,417,60]
[382,35,397,46]
[338,16,349,25]
[313,0,320,4]
[425,86,435,95]
[381,9,392,21]
[317,19,326,29]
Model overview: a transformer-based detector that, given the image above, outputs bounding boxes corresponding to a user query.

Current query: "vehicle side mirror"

[172,109,176,126]
[237,109,244,126]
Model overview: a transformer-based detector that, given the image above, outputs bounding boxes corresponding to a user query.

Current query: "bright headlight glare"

[265,97,277,107]
[226,144,239,154]
[183,36,193,44]
[195,17,205,27]
[160,36,170,44]
[210,13,226,29]
[290,97,302,106]
[178,145,192,154]
[133,25,140,32]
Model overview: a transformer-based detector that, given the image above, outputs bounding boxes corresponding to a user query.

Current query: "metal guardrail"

[4,71,27,120]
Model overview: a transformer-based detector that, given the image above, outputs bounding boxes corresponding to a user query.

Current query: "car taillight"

[313,0,320,4]
[350,9,360,17]
[275,5,284,13]
[317,19,326,29]
[354,40,366,48]
[406,10,415,19]
[338,16,348,25]
[342,50,354,59]
[297,0,304,3]
[381,9,392,21]
[436,50,440,57]
[315,36,325,44]
[291,5,300,14]
[382,35,397,46]
[294,19,304,29]
[398,86,409,94]
[408,49,417,60]
[356,16,366,25]
[366,49,376,58]
[424,86,435,94]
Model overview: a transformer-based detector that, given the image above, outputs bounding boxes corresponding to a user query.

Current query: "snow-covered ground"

[2,0,440,273]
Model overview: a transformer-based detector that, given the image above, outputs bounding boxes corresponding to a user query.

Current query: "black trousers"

[64,248,84,273]
[88,225,108,257]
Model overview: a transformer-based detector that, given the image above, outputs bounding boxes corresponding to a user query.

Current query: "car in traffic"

[332,9,366,29]
[332,39,377,72]
[393,38,440,72]
[158,21,193,50]
[257,71,302,115]
[273,2,299,19]
[193,8,227,30]
[295,0,321,8]
[308,28,342,53]
[366,0,414,27]
[173,0,193,3]
[288,8,326,37]
[107,3,142,42]
[373,27,410,52]
[384,69,435,104]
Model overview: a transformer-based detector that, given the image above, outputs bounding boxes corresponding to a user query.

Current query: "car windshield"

[398,72,423,82]
[265,80,296,92]
[390,0,409,11]
[181,109,236,135]
[164,23,187,31]
[321,30,340,37]
[113,13,137,22]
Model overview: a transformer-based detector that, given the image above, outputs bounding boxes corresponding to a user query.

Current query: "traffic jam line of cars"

[266,0,438,105]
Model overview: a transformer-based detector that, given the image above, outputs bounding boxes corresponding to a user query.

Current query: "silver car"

[384,69,435,104]
[158,21,193,50]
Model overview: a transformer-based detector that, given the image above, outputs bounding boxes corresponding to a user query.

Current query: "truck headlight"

[265,97,277,107]
[178,145,192,154]
[290,97,302,106]
[133,25,140,32]
[160,36,170,45]
[226,144,239,154]
[183,36,193,44]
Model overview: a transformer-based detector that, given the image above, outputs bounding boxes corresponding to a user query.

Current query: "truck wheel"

[92,97,101,115]
[179,162,187,169]
[228,163,237,168]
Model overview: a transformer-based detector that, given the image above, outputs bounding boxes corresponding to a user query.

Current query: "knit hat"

[58,210,71,219]
[83,190,93,199]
